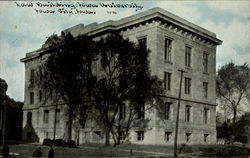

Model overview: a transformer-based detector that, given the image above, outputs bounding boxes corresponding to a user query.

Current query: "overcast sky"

[0,1,249,102]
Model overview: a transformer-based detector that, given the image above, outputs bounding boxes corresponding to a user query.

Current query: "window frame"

[39,90,42,102]
[164,102,172,120]
[203,82,208,98]
[30,69,35,85]
[164,38,173,62]
[165,132,172,142]
[204,134,209,143]
[204,108,209,124]
[30,92,34,104]
[185,46,192,67]
[27,112,32,125]
[185,105,192,122]
[184,77,191,94]
[186,133,192,142]
[43,110,49,124]
[137,102,145,119]
[138,37,147,50]
[136,131,144,141]
[203,52,209,73]
[164,72,171,91]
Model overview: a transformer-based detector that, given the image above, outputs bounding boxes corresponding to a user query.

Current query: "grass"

[8,143,154,158]
[5,143,250,158]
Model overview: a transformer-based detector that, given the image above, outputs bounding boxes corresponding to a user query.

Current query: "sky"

[0,1,249,102]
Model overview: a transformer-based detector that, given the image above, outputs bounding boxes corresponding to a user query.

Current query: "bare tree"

[217,62,250,124]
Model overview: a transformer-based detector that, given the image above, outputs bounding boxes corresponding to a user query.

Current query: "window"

[186,133,192,142]
[185,105,192,122]
[203,82,208,98]
[203,53,208,72]
[165,132,172,142]
[43,110,49,123]
[164,38,172,61]
[27,112,32,125]
[37,111,39,126]
[184,77,191,94]
[119,131,125,141]
[45,132,49,138]
[164,102,171,120]
[56,109,60,123]
[119,103,126,120]
[185,46,192,67]
[30,69,35,85]
[26,132,32,139]
[164,72,171,90]
[138,37,147,50]
[204,108,209,124]
[136,131,144,141]
[30,92,34,104]
[39,90,42,102]
[94,131,101,137]
[39,67,42,81]
[137,102,145,119]
[204,134,209,143]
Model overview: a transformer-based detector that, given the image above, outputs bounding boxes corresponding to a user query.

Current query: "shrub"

[67,140,77,148]
[54,139,65,146]
[42,138,52,146]
[215,146,249,157]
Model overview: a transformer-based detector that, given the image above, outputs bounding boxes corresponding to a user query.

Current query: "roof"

[21,7,222,62]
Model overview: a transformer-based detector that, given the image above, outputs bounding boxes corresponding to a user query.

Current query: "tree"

[90,34,163,146]
[39,33,96,141]
[217,62,250,124]
[0,78,7,148]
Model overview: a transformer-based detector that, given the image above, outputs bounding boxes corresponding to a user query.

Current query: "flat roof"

[21,7,222,62]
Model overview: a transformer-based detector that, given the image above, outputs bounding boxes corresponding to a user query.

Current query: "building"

[20,7,222,145]
[240,112,250,144]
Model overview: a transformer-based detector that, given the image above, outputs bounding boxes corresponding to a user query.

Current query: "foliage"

[217,62,250,123]
[90,33,164,146]
[0,78,8,102]
[0,78,23,142]
[39,33,96,140]
[40,32,163,145]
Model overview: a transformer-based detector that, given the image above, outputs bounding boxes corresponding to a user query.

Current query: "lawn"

[8,143,154,158]
[5,143,250,158]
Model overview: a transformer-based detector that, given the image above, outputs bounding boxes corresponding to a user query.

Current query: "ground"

[4,143,250,158]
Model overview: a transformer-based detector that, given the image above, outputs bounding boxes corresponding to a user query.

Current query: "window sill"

[203,72,209,75]
[164,89,171,93]
[185,66,192,70]
[164,60,173,64]
[136,140,144,142]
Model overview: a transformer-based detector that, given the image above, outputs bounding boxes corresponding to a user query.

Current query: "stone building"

[20,7,222,145]
[241,112,250,144]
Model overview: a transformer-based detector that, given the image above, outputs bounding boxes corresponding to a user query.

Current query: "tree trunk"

[233,109,237,124]
[68,110,73,141]
[105,126,110,146]
[110,129,117,147]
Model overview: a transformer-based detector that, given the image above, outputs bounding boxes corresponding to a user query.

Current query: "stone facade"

[21,7,222,145]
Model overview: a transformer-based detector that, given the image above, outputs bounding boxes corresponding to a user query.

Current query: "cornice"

[20,7,222,63]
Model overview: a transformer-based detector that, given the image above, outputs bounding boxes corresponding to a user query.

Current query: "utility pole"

[174,69,187,158]
[53,93,58,146]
